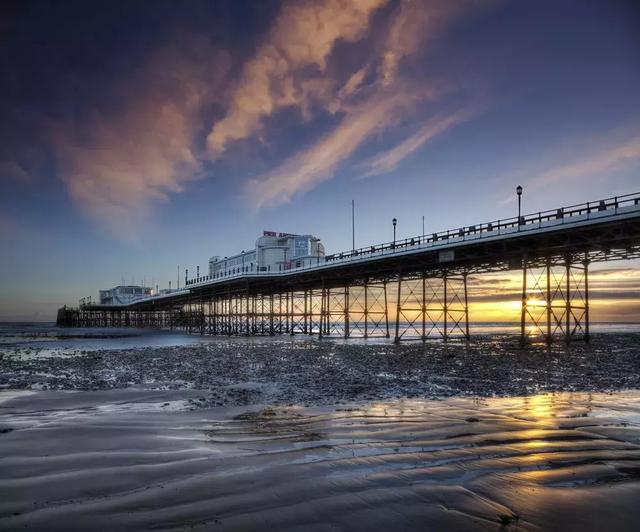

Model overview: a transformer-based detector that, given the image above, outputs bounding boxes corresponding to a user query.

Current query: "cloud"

[246,85,438,208]
[359,106,481,178]
[244,0,487,209]
[531,135,640,187]
[379,0,471,85]
[50,37,229,239]
[0,160,30,182]
[206,0,389,157]
[6,0,490,236]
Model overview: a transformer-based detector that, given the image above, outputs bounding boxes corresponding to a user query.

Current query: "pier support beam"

[520,256,590,343]
[394,270,469,342]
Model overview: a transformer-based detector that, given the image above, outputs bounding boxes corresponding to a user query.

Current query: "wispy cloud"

[0,160,31,182]
[246,86,438,208]
[379,0,472,85]
[206,0,389,157]
[359,106,481,178]
[531,134,640,187]
[50,38,229,239]
[244,0,488,208]
[4,0,491,237]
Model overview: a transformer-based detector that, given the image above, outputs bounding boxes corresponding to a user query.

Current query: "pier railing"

[173,191,640,288]
[326,191,640,262]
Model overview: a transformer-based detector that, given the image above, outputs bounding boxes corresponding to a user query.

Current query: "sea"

[1,321,640,353]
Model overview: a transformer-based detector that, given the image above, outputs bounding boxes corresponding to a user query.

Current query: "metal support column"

[394,270,402,344]
[443,273,448,342]
[364,280,369,339]
[546,258,551,343]
[421,271,426,342]
[584,258,590,342]
[520,255,527,345]
[565,258,571,344]
[463,272,470,340]
[319,280,325,339]
[384,280,390,338]
[344,285,350,338]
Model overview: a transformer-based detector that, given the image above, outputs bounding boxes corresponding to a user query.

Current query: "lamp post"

[392,218,397,247]
[516,185,523,229]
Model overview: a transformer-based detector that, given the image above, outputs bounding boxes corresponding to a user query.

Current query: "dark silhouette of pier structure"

[58,192,640,343]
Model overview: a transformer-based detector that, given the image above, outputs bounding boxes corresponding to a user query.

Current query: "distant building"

[207,231,325,279]
[99,285,152,305]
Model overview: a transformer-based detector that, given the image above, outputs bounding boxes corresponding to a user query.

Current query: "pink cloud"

[21,0,493,237]
[245,0,489,209]
[381,0,457,84]
[206,0,389,157]
[50,38,229,239]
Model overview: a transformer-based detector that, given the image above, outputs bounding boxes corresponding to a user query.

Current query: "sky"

[1,0,639,322]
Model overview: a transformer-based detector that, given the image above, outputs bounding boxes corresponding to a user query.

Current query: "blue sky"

[1,0,639,320]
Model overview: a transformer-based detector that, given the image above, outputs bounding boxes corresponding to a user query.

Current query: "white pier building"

[208,232,325,279]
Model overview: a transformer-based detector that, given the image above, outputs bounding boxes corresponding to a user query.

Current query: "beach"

[1,326,640,530]
[2,325,640,405]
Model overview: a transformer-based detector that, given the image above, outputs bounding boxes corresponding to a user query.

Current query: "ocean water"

[1,321,639,354]
[0,322,205,352]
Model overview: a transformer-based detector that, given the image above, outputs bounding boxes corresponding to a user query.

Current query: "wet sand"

[1,389,640,531]
[3,333,640,405]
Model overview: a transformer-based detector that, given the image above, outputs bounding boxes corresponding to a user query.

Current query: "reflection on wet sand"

[1,390,639,531]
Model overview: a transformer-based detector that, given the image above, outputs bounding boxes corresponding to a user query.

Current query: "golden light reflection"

[525,394,554,420]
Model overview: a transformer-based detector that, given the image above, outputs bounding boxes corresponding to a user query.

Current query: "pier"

[58,192,640,343]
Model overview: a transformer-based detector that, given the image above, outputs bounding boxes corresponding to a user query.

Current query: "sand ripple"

[1,391,640,530]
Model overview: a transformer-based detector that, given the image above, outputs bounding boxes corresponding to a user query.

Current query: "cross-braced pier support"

[520,256,590,344]
[319,281,390,339]
[394,270,470,343]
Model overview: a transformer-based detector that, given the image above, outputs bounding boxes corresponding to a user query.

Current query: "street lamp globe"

[516,185,523,196]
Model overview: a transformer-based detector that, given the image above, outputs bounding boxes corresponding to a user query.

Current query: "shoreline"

[2,332,640,407]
